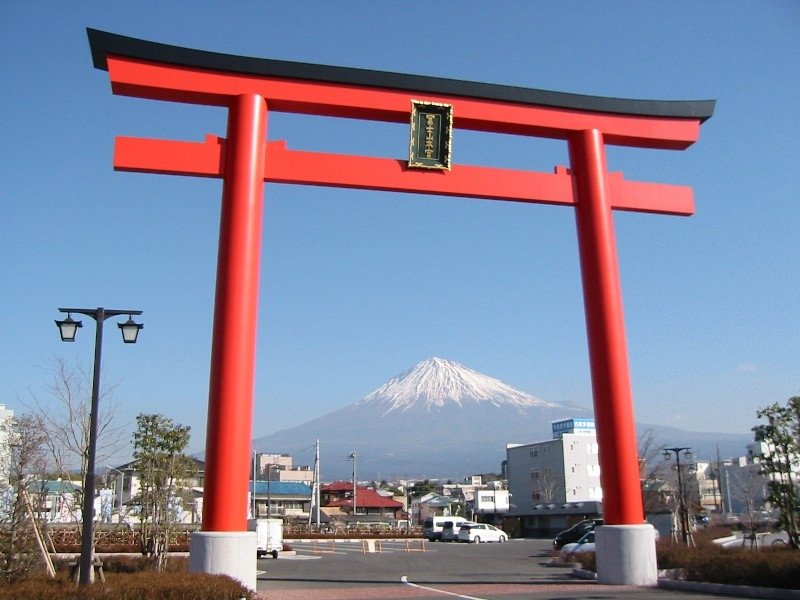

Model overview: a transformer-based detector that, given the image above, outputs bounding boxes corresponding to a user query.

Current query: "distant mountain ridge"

[251,358,752,481]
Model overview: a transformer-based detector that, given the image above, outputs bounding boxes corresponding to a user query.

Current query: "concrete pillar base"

[189,531,257,591]
[595,524,658,586]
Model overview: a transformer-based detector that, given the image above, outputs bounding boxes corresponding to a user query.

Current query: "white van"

[441,519,471,542]
[248,518,283,558]
[423,516,467,541]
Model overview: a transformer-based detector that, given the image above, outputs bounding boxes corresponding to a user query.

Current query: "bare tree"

[531,467,564,504]
[727,465,769,548]
[638,428,667,514]
[23,357,126,487]
[0,414,50,582]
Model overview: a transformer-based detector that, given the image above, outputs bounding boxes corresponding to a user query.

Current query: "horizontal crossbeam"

[114,136,694,215]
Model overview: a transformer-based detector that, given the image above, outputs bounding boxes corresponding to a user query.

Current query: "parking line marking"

[400,576,486,600]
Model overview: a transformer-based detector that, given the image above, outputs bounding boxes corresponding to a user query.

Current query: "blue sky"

[1,2,798,461]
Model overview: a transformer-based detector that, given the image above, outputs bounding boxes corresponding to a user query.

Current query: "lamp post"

[663,446,692,545]
[266,464,278,518]
[252,451,260,519]
[55,307,142,585]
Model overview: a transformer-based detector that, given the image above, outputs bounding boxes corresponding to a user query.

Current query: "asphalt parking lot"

[254,538,738,600]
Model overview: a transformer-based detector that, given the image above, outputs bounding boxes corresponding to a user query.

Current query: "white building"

[473,480,511,520]
[253,452,313,484]
[506,418,602,536]
[0,404,14,485]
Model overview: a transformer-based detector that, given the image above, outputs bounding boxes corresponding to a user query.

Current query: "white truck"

[248,518,283,558]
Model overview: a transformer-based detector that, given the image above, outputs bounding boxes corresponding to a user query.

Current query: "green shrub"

[653,541,800,590]
[576,538,799,590]
[681,545,799,590]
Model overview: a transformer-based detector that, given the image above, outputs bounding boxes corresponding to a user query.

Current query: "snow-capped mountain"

[245,357,750,481]
[253,358,584,480]
[357,357,560,415]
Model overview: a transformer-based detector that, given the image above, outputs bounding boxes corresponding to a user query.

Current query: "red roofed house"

[321,481,404,523]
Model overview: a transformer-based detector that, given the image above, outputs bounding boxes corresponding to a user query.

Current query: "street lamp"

[663,446,692,545]
[266,464,278,518]
[252,451,260,518]
[55,307,142,585]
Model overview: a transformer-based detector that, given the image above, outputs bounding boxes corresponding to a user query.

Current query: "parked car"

[441,519,468,542]
[560,530,595,560]
[693,514,710,526]
[552,518,603,549]
[457,522,508,543]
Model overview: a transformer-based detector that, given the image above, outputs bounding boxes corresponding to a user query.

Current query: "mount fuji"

[252,357,586,480]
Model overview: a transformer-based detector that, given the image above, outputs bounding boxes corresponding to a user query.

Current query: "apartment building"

[506,418,602,536]
[253,452,313,484]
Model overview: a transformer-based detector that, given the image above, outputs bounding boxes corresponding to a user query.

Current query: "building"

[0,404,14,485]
[252,452,313,484]
[25,479,82,522]
[440,475,511,523]
[506,418,603,537]
[109,458,206,524]
[472,480,511,522]
[416,492,462,524]
[249,480,313,522]
[321,481,404,524]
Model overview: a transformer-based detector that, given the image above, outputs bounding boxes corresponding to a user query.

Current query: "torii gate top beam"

[88,29,713,150]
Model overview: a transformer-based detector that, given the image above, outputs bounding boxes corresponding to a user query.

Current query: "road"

[254,538,737,600]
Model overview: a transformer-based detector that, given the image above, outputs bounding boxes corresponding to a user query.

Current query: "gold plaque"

[408,100,453,170]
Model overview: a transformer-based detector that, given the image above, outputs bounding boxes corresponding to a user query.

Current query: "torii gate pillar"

[188,94,266,590]
[571,129,656,583]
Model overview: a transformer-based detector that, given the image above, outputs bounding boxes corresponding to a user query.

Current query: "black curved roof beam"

[87,28,714,123]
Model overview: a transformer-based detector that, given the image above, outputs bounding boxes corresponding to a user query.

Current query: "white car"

[457,522,508,543]
[560,530,595,560]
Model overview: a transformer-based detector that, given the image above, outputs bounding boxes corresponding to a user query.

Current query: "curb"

[565,568,799,599]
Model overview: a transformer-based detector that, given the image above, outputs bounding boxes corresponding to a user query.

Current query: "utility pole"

[308,439,321,528]
[315,439,321,528]
[349,452,357,519]
[715,444,724,516]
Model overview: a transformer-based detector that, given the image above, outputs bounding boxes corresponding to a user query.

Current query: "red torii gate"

[88,29,713,587]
